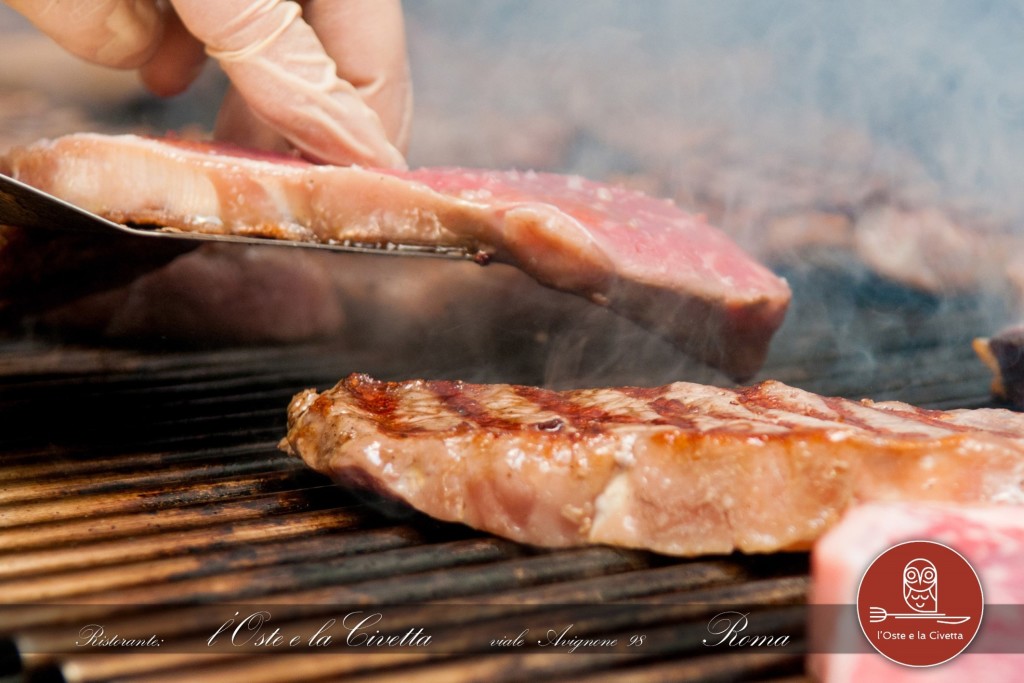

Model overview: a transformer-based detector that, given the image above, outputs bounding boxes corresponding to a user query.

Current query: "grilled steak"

[1,133,790,379]
[280,374,1024,557]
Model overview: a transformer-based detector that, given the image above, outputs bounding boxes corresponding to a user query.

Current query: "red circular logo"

[857,540,983,667]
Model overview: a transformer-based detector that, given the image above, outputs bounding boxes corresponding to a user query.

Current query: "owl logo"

[903,558,939,613]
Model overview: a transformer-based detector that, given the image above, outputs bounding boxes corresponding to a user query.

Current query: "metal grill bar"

[0,509,373,581]
[0,468,323,527]
[0,487,343,552]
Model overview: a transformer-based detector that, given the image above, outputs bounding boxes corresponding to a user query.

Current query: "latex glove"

[5,0,410,168]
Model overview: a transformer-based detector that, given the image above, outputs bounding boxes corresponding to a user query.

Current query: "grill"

[0,265,1008,683]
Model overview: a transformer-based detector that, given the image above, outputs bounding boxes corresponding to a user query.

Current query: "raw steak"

[1,133,791,379]
[280,373,1024,557]
[810,503,1024,682]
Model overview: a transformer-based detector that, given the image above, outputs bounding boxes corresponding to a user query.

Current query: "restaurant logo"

[856,540,983,667]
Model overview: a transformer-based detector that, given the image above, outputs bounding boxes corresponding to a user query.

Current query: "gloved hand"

[5,0,410,168]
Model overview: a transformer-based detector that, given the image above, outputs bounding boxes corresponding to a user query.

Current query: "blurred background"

[2,0,1022,388]
[7,1,1024,221]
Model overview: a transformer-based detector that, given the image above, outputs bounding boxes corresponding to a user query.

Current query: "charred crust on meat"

[532,418,565,432]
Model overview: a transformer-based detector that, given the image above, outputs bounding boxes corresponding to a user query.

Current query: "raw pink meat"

[2,133,791,379]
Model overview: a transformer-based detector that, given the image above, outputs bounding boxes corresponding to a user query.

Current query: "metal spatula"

[0,172,474,260]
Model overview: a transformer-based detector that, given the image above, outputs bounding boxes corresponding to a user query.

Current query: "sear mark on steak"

[281,373,1024,557]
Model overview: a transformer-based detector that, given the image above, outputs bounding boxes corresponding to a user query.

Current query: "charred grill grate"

[0,270,1007,682]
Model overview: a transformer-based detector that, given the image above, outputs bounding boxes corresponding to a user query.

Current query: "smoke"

[405,0,1024,227]
[408,0,1024,202]
[402,1,1024,393]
